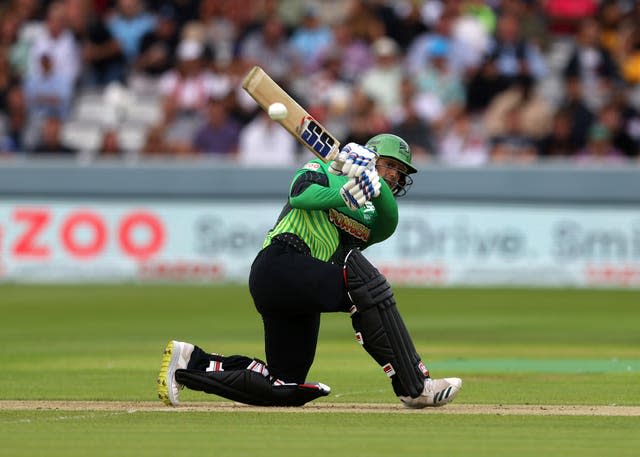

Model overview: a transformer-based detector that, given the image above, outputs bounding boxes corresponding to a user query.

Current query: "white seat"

[72,93,119,125]
[118,124,148,153]
[124,96,163,126]
[62,120,102,152]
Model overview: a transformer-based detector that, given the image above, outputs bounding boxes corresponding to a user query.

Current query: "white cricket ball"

[268,102,288,120]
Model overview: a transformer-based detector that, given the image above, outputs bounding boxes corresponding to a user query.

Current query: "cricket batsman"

[157,134,462,407]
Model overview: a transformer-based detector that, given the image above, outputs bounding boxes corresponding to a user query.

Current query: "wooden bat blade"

[242,66,340,163]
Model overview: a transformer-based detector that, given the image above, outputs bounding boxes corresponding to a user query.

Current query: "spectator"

[613,88,640,160]
[0,11,30,77]
[465,56,511,114]
[487,11,547,84]
[131,4,179,91]
[28,1,80,85]
[537,108,581,159]
[31,116,76,155]
[438,110,489,166]
[298,50,352,131]
[152,0,200,32]
[412,36,466,132]
[98,128,122,156]
[326,20,373,83]
[616,20,640,85]
[66,0,126,87]
[141,125,171,156]
[159,39,231,144]
[461,0,496,35]
[288,4,333,75]
[563,17,620,110]
[13,0,42,23]
[598,99,640,159]
[450,5,491,74]
[483,75,554,141]
[488,106,538,164]
[107,0,156,63]
[598,0,625,54]
[2,84,28,152]
[406,10,458,76]
[344,88,388,145]
[376,0,427,51]
[23,53,74,122]
[389,78,435,160]
[237,112,298,166]
[359,36,404,116]
[238,14,295,84]
[343,0,385,44]
[508,0,551,52]
[192,95,241,156]
[0,48,20,113]
[575,123,626,165]
[198,0,240,68]
[556,77,595,152]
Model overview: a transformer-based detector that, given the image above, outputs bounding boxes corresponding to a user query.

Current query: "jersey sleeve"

[366,179,398,246]
[288,164,344,210]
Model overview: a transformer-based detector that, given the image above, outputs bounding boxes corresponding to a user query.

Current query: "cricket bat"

[241,66,340,163]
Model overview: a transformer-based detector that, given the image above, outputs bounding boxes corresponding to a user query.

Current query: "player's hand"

[329,143,378,177]
[339,178,363,210]
[339,169,381,210]
[356,168,381,199]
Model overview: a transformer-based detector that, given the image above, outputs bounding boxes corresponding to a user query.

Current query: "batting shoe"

[157,340,194,406]
[399,377,462,408]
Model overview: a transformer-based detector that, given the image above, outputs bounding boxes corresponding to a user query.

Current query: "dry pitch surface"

[2,401,639,416]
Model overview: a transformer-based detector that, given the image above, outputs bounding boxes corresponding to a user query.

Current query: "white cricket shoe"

[399,377,462,408]
[157,340,194,406]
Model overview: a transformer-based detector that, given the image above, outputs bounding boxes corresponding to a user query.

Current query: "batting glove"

[339,169,381,210]
[356,168,381,199]
[329,143,378,178]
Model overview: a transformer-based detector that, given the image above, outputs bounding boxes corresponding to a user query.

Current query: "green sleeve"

[289,183,345,209]
[367,179,398,245]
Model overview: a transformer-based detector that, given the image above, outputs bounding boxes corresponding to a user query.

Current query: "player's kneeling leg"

[175,357,330,407]
[343,249,462,407]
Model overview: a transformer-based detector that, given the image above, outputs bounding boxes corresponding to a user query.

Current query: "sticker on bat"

[298,116,339,160]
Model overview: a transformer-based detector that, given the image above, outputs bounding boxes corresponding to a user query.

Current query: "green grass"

[1,285,639,456]
[1,411,639,457]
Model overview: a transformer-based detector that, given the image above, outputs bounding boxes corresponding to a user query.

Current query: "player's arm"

[367,179,398,245]
[288,168,345,210]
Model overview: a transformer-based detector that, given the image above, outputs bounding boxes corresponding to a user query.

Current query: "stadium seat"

[62,120,103,152]
[72,91,119,125]
[118,124,148,153]
[124,96,162,126]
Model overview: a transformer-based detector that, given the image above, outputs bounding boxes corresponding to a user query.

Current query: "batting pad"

[344,249,427,398]
[175,369,330,407]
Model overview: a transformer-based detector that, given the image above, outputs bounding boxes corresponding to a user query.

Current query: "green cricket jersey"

[263,159,399,263]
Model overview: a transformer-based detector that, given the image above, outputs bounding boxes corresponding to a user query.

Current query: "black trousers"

[248,242,351,383]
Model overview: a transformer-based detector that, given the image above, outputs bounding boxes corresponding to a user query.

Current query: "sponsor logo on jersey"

[303,162,321,171]
[329,209,370,241]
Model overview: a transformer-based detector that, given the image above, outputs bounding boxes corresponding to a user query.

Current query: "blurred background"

[0,0,639,288]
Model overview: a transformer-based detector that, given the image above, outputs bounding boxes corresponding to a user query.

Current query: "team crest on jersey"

[329,209,370,241]
[303,162,321,171]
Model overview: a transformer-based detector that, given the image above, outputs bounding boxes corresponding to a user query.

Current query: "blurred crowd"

[1,0,640,166]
